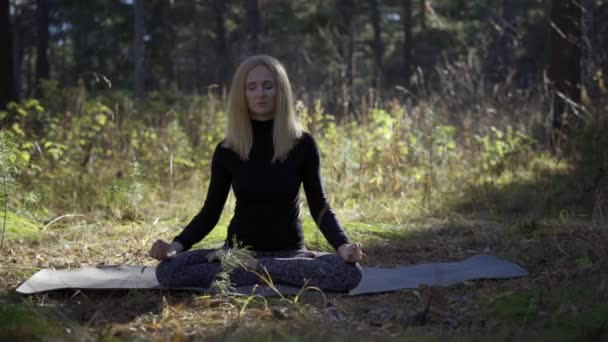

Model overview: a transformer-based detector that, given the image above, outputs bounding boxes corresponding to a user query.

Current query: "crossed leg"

[155,249,362,292]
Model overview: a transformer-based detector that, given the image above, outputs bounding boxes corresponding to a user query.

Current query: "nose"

[251,87,265,97]
[260,87,271,97]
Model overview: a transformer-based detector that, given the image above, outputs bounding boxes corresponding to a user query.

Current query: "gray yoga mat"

[16,254,527,297]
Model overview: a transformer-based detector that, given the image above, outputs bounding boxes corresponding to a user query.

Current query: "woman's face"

[245,64,276,120]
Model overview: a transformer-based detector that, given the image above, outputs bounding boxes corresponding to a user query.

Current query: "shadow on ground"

[2,134,607,340]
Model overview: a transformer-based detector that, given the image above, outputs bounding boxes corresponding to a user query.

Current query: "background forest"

[1,0,608,341]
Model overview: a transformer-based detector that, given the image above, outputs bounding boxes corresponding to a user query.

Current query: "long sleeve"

[173,143,231,251]
[302,134,350,250]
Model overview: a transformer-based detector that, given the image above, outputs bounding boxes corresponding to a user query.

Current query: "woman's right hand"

[338,242,368,264]
[149,239,182,261]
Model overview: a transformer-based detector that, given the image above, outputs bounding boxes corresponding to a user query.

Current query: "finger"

[354,251,363,263]
[355,242,367,262]
[348,245,360,260]
[348,250,358,263]
[350,245,363,263]
[159,249,169,260]
[346,248,355,262]
[356,243,364,254]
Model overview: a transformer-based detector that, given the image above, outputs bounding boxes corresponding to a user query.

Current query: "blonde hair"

[223,55,303,162]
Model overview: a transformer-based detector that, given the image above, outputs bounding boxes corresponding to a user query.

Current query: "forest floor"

[1,210,607,341]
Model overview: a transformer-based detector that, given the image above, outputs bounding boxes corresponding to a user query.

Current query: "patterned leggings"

[155,248,362,292]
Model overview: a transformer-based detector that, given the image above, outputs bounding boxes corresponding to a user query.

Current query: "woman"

[149,55,366,292]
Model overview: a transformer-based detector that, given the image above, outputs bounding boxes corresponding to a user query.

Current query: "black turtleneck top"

[173,119,350,252]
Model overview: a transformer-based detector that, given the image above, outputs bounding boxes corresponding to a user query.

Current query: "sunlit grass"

[3,211,40,242]
[2,90,607,340]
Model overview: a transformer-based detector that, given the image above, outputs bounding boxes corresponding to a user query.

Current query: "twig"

[554,150,567,168]
[42,214,86,231]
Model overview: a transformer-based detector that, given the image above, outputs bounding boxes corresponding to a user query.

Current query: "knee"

[344,263,363,291]
[331,263,362,292]
[155,259,176,287]
[317,254,363,291]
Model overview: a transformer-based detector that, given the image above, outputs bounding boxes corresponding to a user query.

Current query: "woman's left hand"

[338,242,367,264]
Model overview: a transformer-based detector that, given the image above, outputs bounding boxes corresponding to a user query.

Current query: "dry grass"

[1,212,607,341]
[2,89,607,339]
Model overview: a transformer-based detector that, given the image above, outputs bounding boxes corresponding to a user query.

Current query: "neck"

[250,112,275,121]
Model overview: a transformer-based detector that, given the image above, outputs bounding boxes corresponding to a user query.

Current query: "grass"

[0,303,63,340]
[1,91,607,340]
[3,211,40,242]
[2,152,607,341]
[2,197,607,340]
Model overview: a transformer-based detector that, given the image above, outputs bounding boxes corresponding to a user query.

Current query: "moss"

[0,303,63,341]
[301,217,410,251]
[486,280,608,341]
[491,291,535,320]
[2,211,41,241]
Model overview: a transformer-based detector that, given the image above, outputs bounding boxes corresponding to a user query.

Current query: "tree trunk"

[336,0,355,119]
[487,0,516,84]
[193,1,204,92]
[134,0,145,100]
[159,0,174,90]
[35,0,49,96]
[498,0,515,77]
[212,0,232,89]
[368,0,384,92]
[402,0,413,88]
[0,0,17,109]
[419,0,426,32]
[15,17,25,98]
[547,0,582,133]
[580,0,599,102]
[246,0,259,54]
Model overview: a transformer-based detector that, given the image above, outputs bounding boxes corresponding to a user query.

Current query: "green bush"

[0,83,590,222]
